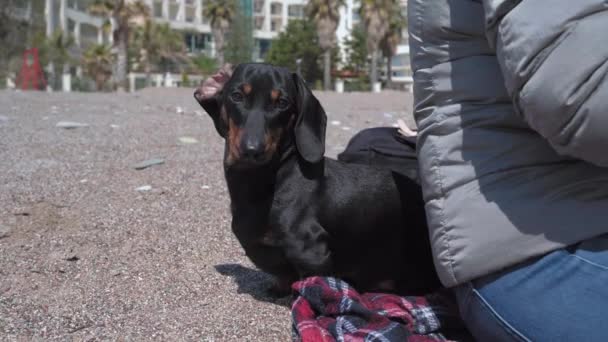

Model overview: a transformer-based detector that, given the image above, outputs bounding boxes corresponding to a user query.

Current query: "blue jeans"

[455,234,608,341]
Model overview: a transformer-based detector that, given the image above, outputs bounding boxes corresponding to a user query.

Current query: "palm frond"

[306,0,343,50]
[89,0,114,16]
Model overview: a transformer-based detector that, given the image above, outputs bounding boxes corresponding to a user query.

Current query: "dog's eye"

[230,91,244,102]
[277,98,290,109]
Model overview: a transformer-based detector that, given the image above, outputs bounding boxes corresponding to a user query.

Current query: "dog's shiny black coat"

[194,63,440,295]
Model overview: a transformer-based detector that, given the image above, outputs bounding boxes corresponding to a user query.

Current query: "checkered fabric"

[291,277,464,342]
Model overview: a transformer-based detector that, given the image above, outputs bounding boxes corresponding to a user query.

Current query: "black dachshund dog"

[194,63,440,295]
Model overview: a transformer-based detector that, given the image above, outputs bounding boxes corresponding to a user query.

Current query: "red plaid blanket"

[291,277,470,342]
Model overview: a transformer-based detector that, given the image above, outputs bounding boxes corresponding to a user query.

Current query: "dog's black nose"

[242,140,265,161]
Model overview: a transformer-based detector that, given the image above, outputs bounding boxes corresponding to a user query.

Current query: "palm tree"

[203,0,237,67]
[36,30,75,90]
[380,3,406,88]
[131,18,154,86]
[223,2,255,65]
[82,44,113,91]
[306,0,343,90]
[153,23,189,72]
[359,0,392,90]
[89,0,150,91]
[132,21,188,86]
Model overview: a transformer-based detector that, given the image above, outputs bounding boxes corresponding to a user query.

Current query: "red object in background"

[19,48,47,91]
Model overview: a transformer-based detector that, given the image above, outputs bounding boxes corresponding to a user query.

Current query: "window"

[287,5,303,18]
[185,6,196,22]
[270,18,283,31]
[351,8,360,23]
[153,1,163,17]
[254,0,264,13]
[254,16,264,30]
[270,2,282,16]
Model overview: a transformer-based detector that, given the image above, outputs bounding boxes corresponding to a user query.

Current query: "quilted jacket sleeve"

[483,0,608,166]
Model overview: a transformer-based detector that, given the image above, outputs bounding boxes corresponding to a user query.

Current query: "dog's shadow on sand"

[214,263,292,307]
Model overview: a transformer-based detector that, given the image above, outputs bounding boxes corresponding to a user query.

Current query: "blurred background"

[0,0,411,93]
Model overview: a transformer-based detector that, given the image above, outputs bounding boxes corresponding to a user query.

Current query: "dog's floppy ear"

[292,73,327,164]
[194,64,233,137]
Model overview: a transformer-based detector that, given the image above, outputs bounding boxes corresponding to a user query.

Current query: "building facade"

[44,0,308,61]
[42,0,410,85]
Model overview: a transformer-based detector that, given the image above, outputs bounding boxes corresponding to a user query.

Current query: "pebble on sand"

[56,121,89,129]
[0,225,11,239]
[135,185,152,192]
[133,158,165,170]
[178,136,199,144]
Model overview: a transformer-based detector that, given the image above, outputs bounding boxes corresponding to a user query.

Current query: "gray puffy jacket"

[408,0,608,287]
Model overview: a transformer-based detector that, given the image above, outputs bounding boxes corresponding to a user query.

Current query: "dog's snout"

[242,138,265,160]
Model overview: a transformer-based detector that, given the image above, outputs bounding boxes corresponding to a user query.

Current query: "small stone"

[178,136,198,144]
[79,179,88,183]
[65,255,79,262]
[110,124,120,129]
[383,112,394,118]
[341,126,351,131]
[56,121,89,129]
[135,185,152,192]
[176,106,184,114]
[133,158,165,170]
[330,120,341,126]
[0,225,11,239]
[201,185,210,190]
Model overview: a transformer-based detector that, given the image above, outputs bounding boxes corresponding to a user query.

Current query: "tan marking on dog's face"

[264,127,283,155]
[270,89,280,102]
[225,118,243,166]
[243,83,252,95]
